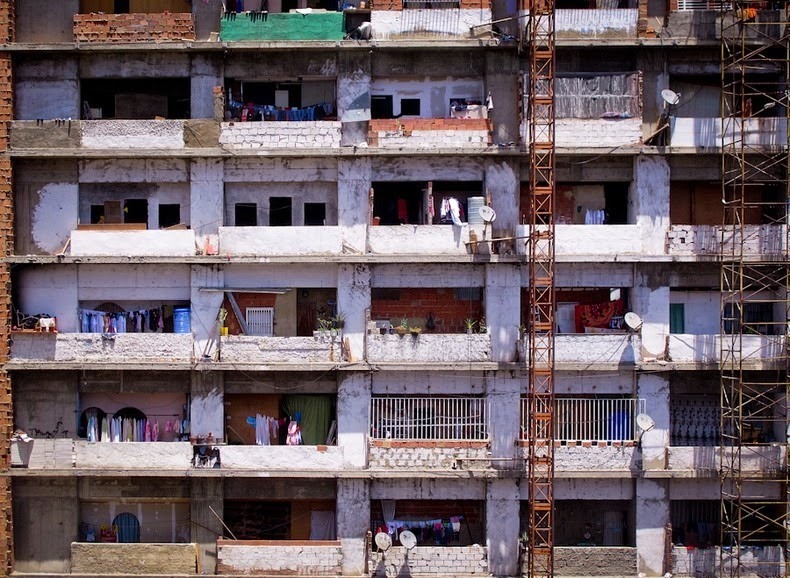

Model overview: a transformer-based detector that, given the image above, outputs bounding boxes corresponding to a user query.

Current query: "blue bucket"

[173,307,191,334]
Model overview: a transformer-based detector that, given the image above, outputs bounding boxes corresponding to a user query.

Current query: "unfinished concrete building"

[1,0,788,576]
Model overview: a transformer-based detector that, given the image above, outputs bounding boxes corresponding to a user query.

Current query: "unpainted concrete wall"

[14,56,80,119]
[217,540,342,575]
[553,546,637,576]
[70,543,197,575]
[15,0,78,43]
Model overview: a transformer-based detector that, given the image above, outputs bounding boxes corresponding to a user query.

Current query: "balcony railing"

[370,396,488,441]
[675,0,729,9]
[520,397,645,443]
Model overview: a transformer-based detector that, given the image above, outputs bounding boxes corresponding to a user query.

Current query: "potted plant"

[332,312,345,330]
[217,307,228,337]
[397,318,409,336]
[464,318,477,334]
[409,326,422,336]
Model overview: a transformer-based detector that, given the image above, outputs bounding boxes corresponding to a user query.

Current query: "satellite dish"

[624,312,643,331]
[478,206,497,223]
[661,89,680,106]
[399,530,417,550]
[636,413,655,433]
[375,532,392,551]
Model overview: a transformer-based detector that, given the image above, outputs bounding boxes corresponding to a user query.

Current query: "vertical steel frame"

[526,0,555,574]
[720,3,790,576]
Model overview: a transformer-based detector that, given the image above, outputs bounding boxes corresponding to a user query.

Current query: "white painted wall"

[77,183,190,231]
[486,479,520,576]
[223,263,338,289]
[337,373,371,469]
[191,265,224,361]
[670,290,718,334]
[370,77,484,118]
[338,157,371,253]
[670,117,788,148]
[555,478,634,500]
[31,183,79,255]
[370,9,492,40]
[636,479,669,577]
[17,267,79,330]
[486,265,520,362]
[338,264,370,362]
[70,230,196,257]
[555,8,638,38]
[632,155,670,256]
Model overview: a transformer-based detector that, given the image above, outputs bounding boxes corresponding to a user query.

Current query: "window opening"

[270,197,292,227]
[371,95,394,119]
[90,205,105,224]
[669,303,685,334]
[123,199,148,225]
[246,307,274,336]
[112,512,140,543]
[159,204,181,229]
[304,203,326,226]
[235,203,258,227]
[400,98,421,116]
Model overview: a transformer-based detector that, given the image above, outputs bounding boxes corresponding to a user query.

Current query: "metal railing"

[370,396,487,441]
[520,397,646,442]
[402,0,462,8]
[676,0,730,10]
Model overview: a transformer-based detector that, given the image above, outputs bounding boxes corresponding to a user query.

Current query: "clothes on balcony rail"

[253,413,281,445]
[79,307,165,334]
[85,415,188,443]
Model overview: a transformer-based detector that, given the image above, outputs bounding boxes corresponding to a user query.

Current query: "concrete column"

[190,264,224,361]
[485,159,520,239]
[486,478,520,577]
[337,263,371,363]
[485,51,520,147]
[190,158,224,250]
[192,0,223,41]
[191,477,224,575]
[190,370,224,443]
[337,372,371,468]
[190,54,223,120]
[488,372,521,462]
[631,264,670,360]
[637,372,670,470]
[631,154,670,256]
[637,51,669,140]
[338,157,371,254]
[635,478,669,577]
[337,51,371,147]
[485,264,521,362]
[337,478,370,575]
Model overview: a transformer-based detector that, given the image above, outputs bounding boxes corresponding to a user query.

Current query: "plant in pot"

[332,312,345,330]
[464,318,477,334]
[409,325,422,336]
[397,318,409,336]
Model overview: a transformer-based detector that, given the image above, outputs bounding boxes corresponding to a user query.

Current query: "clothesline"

[85,416,190,443]
[79,307,165,334]
[227,99,335,122]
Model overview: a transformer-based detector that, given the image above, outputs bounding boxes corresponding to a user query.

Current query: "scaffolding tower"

[525,0,556,574]
[720,3,790,576]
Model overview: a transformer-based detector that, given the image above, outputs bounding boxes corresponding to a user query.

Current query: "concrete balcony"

[10,438,74,469]
[219,335,344,365]
[81,120,186,149]
[368,119,492,149]
[70,229,196,257]
[667,445,785,475]
[9,332,194,366]
[370,546,487,576]
[220,445,345,470]
[218,540,342,576]
[555,444,638,473]
[666,224,786,258]
[218,226,343,256]
[553,547,637,576]
[367,224,486,255]
[73,12,196,43]
[517,224,643,258]
[369,8,493,39]
[366,333,491,363]
[668,334,786,366]
[71,543,198,575]
[670,117,788,149]
[369,440,489,469]
[554,118,642,149]
[556,8,638,39]
[73,441,194,470]
[219,11,345,41]
[523,335,639,367]
[219,121,342,150]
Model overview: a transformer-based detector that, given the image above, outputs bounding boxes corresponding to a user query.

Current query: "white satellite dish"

[479,206,497,223]
[636,413,655,433]
[399,530,417,550]
[624,312,643,331]
[375,532,392,551]
[661,89,680,106]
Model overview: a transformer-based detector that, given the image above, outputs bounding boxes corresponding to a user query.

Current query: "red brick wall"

[0,0,13,44]
[0,45,13,575]
[73,13,196,42]
[372,0,488,10]
[222,293,277,335]
[371,288,483,334]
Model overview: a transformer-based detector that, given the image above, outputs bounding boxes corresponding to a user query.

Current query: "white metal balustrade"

[675,0,730,10]
[370,396,488,441]
[520,397,646,443]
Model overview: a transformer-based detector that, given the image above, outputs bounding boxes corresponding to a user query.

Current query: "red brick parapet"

[74,12,196,43]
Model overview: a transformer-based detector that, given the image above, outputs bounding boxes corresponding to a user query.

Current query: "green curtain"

[281,395,333,446]
[669,303,685,334]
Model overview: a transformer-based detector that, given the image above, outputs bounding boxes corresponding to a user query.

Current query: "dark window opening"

[159,204,181,229]
[90,205,105,224]
[724,302,779,336]
[549,500,634,546]
[123,199,148,225]
[372,181,483,226]
[304,203,326,226]
[270,197,292,227]
[400,98,421,116]
[81,78,191,120]
[371,500,485,546]
[235,203,258,227]
[604,183,629,224]
[371,95,394,119]
[225,501,291,540]
[114,0,130,12]
[669,303,685,334]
